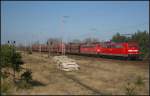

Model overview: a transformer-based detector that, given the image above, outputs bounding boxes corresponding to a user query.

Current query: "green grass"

[124,82,136,96]
[134,76,145,86]
[95,61,103,64]
[1,79,12,95]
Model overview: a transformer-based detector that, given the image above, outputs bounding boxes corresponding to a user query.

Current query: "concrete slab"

[53,55,80,71]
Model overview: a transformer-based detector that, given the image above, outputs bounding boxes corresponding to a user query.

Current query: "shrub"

[28,50,32,54]
[1,45,14,67]
[124,82,136,95]
[1,79,12,95]
[1,45,23,70]
[134,76,145,86]
[11,52,24,72]
[1,71,9,79]
[16,70,33,89]
[16,80,32,89]
[21,70,32,83]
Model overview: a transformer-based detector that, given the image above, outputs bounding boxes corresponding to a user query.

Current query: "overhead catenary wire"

[75,22,149,40]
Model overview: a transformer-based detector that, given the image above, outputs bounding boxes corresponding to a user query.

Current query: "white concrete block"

[53,55,80,71]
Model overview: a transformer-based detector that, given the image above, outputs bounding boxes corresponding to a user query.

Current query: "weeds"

[21,70,32,83]
[16,80,32,89]
[124,82,136,96]
[134,76,145,86]
[28,50,32,54]
[1,79,12,95]
[1,71,9,79]
[16,70,33,89]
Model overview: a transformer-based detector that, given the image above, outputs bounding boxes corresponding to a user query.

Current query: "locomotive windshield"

[128,43,139,48]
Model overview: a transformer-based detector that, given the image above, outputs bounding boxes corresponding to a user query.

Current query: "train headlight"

[97,49,100,52]
[128,50,138,52]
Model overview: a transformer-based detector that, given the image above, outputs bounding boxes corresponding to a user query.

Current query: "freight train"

[29,41,140,59]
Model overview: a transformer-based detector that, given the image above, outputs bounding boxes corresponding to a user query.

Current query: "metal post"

[39,42,42,58]
[13,41,16,82]
[8,40,16,82]
[30,41,32,53]
[31,33,33,53]
[51,42,53,56]
[47,41,49,57]
[61,16,69,55]
[61,39,63,55]
[48,42,50,57]
[38,31,42,57]
[49,42,51,57]
[24,40,26,55]
[61,16,64,55]
[40,44,41,55]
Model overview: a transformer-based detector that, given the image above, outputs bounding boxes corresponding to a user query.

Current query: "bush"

[21,70,32,83]
[16,80,32,89]
[1,79,12,95]
[16,70,33,89]
[1,45,23,69]
[124,82,136,95]
[1,45,14,67]
[134,76,145,86]
[28,50,32,54]
[1,71,9,79]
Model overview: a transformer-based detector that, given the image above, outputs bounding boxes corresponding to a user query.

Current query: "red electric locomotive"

[79,41,139,59]
[98,42,139,59]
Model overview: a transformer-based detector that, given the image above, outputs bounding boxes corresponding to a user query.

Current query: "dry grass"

[8,52,149,95]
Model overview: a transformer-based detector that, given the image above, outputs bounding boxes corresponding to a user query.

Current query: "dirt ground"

[10,52,149,95]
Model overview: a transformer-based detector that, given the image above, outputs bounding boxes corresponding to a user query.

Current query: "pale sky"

[1,1,149,45]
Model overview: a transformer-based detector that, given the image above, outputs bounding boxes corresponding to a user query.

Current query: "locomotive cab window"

[128,43,139,48]
[115,44,123,48]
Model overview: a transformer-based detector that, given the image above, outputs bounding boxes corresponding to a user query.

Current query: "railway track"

[58,70,102,95]
[29,52,148,70]
[68,54,149,69]
[34,51,148,68]
[28,51,148,64]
